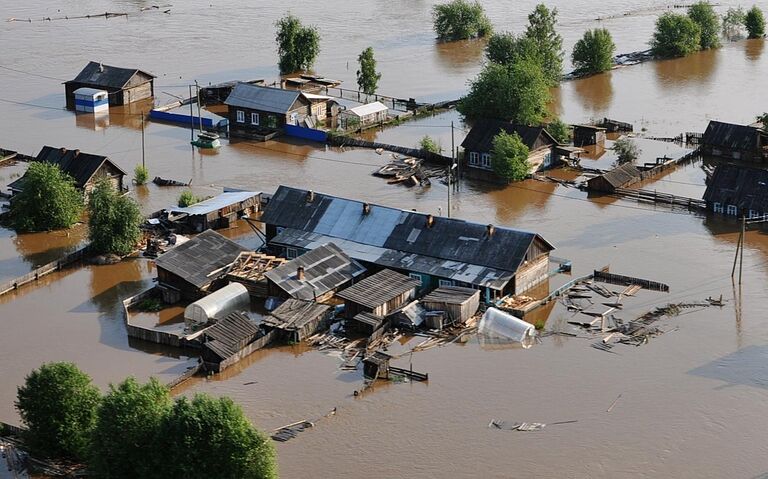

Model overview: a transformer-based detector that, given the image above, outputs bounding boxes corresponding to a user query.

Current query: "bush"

[275,14,320,73]
[88,179,143,256]
[419,135,442,154]
[547,119,571,144]
[356,47,381,95]
[491,131,531,182]
[178,190,200,207]
[15,362,100,461]
[745,6,766,38]
[432,0,492,41]
[651,12,702,58]
[612,137,641,164]
[688,2,721,49]
[572,28,616,74]
[136,298,163,312]
[9,162,82,232]
[485,32,535,67]
[723,7,746,38]
[458,60,550,124]
[133,164,149,185]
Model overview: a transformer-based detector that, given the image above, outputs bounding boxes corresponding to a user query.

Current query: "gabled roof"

[345,101,388,117]
[263,299,330,331]
[67,61,155,89]
[8,146,125,191]
[703,164,768,212]
[224,83,302,114]
[155,230,249,289]
[337,269,419,308]
[461,119,557,153]
[261,186,554,277]
[264,243,366,301]
[592,163,642,188]
[703,120,762,151]
[202,312,261,360]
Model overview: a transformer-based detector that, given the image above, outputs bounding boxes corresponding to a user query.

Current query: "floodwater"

[3,0,768,477]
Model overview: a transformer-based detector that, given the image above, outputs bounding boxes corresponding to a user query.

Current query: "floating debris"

[373,155,443,187]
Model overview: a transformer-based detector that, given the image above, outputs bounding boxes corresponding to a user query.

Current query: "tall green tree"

[745,6,766,38]
[458,60,550,124]
[356,47,381,95]
[524,4,564,85]
[88,179,142,256]
[160,395,278,479]
[491,131,531,182]
[9,162,82,232]
[90,378,173,479]
[15,362,100,461]
[275,14,320,73]
[688,2,721,49]
[651,12,702,58]
[485,32,538,67]
[571,28,616,74]
[432,0,492,41]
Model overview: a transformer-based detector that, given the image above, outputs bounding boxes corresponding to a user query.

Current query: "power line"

[0,65,65,81]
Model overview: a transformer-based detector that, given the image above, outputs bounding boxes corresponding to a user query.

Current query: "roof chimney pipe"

[60,147,67,155]
[296,266,305,281]
[426,214,435,228]
[74,149,80,158]
[306,190,315,203]
[99,62,104,73]
[362,203,371,215]
[487,224,495,238]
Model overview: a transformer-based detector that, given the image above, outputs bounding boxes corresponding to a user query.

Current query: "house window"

[727,205,738,216]
[286,248,298,259]
[713,202,723,213]
[438,279,455,288]
[409,273,423,286]
[251,113,260,125]
[481,153,491,168]
[749,210,759,218]
[469,152,479,165]
[236,110,245,123]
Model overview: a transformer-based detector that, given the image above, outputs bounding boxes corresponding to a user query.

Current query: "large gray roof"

[68,61,155,89]
[261,186,554,277]
[703,164,768,213]
[224,83,302,114]
[703,120,763,151]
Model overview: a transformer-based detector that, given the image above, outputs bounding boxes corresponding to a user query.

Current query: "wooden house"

[261,299,331,342]
[224,83,311,138]
[586,163,643,193]
[166,190,261,233]
[340,102,388,129]
[8,146,126,199]
[701,120,768,163]
[226,252,288,297]
[200,312,276,373]
[154,230,249,302]
[261,186,555,302]
[65,61,155,109]
[420,286,481,325]
[573,125,607,147]
[460,119,559,183]
[264,243,366,302]
[337,269,419,319]
[703,164,768,217]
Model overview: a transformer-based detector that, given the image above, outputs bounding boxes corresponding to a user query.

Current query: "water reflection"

[433,38,487,69]
[653,48,719,86]
[75,111,110,131]
[570,71,614,114]
[745,38,765,62]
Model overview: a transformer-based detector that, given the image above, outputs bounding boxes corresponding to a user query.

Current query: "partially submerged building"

[586,163,642,193]
[264,243,366,302]
[337,269,419,319]
[421,286,481,325]
[339,101,388,129]
[155,230,249,301]
[200,311,275,373]
[703,164,768,217]
[8,146,126,199]
[573,124,607,147]
[65,61,155,109]
[701,120,767,163]
[262,299,331,342]
[461,119,559,183]
[166,190,261,233]
[261,186,555,302]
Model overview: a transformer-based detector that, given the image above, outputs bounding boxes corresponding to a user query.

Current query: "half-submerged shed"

[167,191,261,233]
[586,163,642,193]
[200,312,276,373]
[226,252,288,297]
[262,299,332,342]
[65,61,155,109]
[337,269,419,319]
[421,286,481,325]
[701,120,767,163]
[363,351,393,380]
[184,282,250,329]
[264,243,366,302]
[573,125,606,147]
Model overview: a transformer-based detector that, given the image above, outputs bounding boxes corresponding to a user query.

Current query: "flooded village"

[3,0,768,477]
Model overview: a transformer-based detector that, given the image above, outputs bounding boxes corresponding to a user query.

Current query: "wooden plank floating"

[594,270,670,293]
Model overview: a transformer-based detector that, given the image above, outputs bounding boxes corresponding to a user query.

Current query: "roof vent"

[426,215,435,228]
[74,149,80,158]
[362,203,371,215]
[98,62,104,73]
[59,147,67,155]
[487,224,495,238]
[296,266,305,281]
[306,190,315,203]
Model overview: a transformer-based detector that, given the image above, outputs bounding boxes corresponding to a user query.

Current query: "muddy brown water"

[3,1,768,477]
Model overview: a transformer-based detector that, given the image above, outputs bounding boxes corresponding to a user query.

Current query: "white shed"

[184,282,250,329]
[73,87,109,113]
[341,101,388,127]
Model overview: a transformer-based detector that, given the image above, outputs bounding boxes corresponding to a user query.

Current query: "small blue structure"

[73,87,109,113]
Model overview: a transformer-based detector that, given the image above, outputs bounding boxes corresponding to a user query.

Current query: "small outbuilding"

[73,88,109,113]
[183,282,250,330]
[573,125,606,147]
[200,312,276,373]
[701,120,767,163]
[340,101,388,129]
[350,312,386,336]
[420,286,481,325]
[262,299,332,342]
[337,269,420,319]
[363,351,393,380]
[65,61,155,109]
[166,190,261,233]
[586,162,642,193]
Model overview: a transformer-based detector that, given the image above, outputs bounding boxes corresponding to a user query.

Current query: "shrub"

[612,137,641,164]
[88,179,143,256]
[547,119,571,144]
[688,2,721,49]
[491,131,531,182]
[745,6,766,38]
[419,135,442,154]
[275,14,320,73]
[651,12,702,58]
[178,190,199,207]
[9,162,82,232]
[133,164,149,185]
[572,28,616,74]
[432,0,492,41]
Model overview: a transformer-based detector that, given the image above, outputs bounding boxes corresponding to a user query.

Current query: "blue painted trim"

[75,98,109,107]
[284,124,327,142]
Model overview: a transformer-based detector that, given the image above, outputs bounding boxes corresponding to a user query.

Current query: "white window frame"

[469,152,479,165]
[409,273,423,286]
[286,248,298,260]
[438,279,455,288]
[251,112,260,125]
[481,153,491,168]
[727,205,738,216]
[236,110,245,123]
[713,202,723,213]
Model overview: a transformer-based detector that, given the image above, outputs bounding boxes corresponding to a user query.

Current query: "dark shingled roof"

[703,120,762,151]
[263,299,330,331]
[202,312,261,361]
[155,230,249,289]
[264,243,366,301]
[460,119,557,152]
[337,269,419,308]
[224,83,302,114]
[703,164,768,213]
[68,61,155,89]
[261,186,554,277]
[595,163,642,188]
[8,146,126,192]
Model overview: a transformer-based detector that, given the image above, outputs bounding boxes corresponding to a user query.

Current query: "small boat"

[191,131,221,149]
[153,176,190,187]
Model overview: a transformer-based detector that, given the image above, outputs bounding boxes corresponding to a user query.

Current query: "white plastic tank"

[478,307,536,348]
[184,282,249,328]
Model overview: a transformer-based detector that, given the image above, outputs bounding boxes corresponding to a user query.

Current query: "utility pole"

[451,121,457,192]
[739,215,745,284]
[140,112,146,168]
[447,162,451,218]
[188,84,194,140]
[195,80,203,132]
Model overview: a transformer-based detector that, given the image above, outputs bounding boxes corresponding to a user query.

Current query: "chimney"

[74,149,80,158]
[296,266,305,281]
[99,62,104,73]
[486,224,495,238]
[59,147,67,155]
[306,190,315,203]
[362,203,371,215]
[426,214,435,228]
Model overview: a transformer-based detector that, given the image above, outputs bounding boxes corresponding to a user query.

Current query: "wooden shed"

[65,61,155,109]
[573,125,606,147]
[336,269,420,319]
[262,299,332,342]
[351,312,386,336]
[200,312,276,373]
[586,163,642,193]
[420,286,481,325]
[701,120,768,163]
[167,191,261,233]
[363,351,393,380]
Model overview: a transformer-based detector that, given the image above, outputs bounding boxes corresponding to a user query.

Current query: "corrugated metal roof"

[703,164,768,213]
[155,230,249,289]
[264,243,366,301]
[224,83,301,114]
[68,61,155,89]
[703,120,762,151]
[169,191,259,216]
[337,269,419,308]
[461,119,557,152]
[345,101,388,117]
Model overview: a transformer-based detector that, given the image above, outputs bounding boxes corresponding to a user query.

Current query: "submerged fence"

[0,244,91,297]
